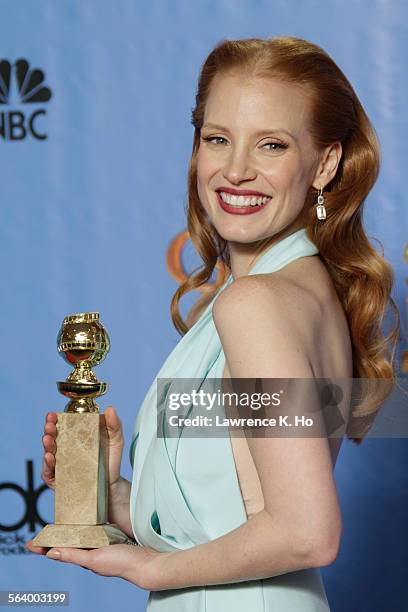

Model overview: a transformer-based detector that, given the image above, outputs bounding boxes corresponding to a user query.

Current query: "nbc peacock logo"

[0,58,52,141]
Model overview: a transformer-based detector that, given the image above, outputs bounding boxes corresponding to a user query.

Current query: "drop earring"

[316,186,326,220]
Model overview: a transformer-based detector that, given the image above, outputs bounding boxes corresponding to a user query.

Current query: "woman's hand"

[41,411,58,490]
[25,541,170,591]
[42,406,125,490]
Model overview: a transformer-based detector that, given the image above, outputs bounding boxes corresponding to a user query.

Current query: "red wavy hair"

[170,36,401,444]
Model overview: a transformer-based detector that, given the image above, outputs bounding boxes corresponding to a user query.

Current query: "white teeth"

[219,191,271,207]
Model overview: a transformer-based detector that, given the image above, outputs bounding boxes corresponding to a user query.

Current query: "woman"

[27,36,399,610]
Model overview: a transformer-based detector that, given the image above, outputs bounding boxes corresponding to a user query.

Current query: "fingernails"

[47,549,61,559]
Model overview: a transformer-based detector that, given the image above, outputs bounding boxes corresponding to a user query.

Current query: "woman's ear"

[312,141,342,189]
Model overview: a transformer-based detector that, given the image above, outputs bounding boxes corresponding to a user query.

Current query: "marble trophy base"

[32,523,129,548]
[32,412,129,549]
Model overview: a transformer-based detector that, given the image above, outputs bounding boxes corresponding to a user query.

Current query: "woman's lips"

[216,191,271,215]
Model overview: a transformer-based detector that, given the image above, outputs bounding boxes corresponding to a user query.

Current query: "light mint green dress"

[129,228,331,611]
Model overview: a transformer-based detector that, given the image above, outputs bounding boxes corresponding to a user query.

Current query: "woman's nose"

[222,148,257,184]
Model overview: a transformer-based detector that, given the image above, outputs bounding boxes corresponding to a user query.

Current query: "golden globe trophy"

[31,312,129,548]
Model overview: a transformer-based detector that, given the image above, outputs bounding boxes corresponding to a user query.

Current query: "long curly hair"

[170,36,400,444]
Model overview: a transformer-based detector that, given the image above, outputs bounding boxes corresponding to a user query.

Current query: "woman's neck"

[227,219,307,280]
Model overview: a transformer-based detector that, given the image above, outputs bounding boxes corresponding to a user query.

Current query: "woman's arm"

[108,475,133,538]
[148,506,334,591]
[144,276,342,591]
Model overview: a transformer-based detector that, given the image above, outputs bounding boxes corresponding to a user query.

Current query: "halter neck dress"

[129,228,331,611]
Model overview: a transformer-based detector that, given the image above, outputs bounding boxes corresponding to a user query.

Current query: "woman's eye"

[202,136,227,145]
[262,142,288,151]
[201,136,287,151]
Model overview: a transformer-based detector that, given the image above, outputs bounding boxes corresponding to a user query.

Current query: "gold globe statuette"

[57,311,109,414]
[31,312,130,548]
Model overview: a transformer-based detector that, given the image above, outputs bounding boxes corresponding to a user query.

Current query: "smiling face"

[196,73,322,246]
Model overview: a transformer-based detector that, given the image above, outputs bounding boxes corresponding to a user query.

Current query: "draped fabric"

[129,228,331,610]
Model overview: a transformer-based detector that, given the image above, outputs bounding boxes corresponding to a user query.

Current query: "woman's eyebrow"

[201,122,296,140]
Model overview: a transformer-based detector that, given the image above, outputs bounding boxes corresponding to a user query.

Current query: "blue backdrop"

[1,1,407,610]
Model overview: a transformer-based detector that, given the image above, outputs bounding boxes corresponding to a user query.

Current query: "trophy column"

[32,312,129,548]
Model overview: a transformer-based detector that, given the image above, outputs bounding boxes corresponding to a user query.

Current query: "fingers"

[42,414,57,489]
[104,406,124,446]
[104,406,122,431]
[42,413,57,463]
[43,433,56,453]
[41,452,55,489]
[25,540,49,556]
[43,413,57,449]
[45,547,96,568]
[45,411,58,425]
[44,421,57,436]
[43,451,55,470]
[26,541,95,573]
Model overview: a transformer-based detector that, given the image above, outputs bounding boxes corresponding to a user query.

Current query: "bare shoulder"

[212,255,352,379]
[212,262,323,340]
[212,272,319,378]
